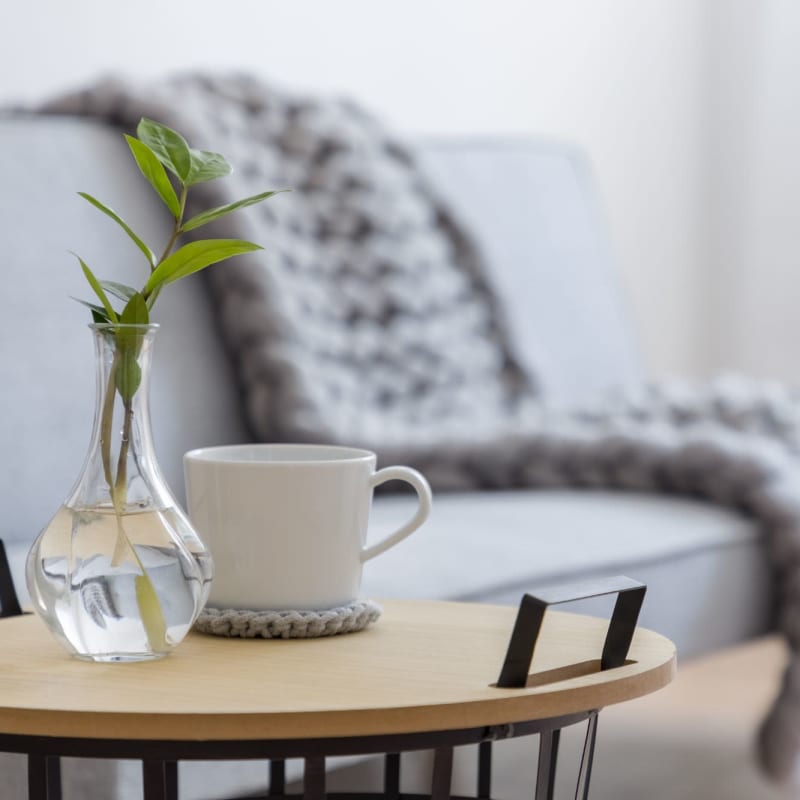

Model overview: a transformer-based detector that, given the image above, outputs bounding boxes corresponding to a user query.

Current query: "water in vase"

[27,505,213,662]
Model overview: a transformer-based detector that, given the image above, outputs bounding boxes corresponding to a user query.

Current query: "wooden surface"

[0,600,675,741]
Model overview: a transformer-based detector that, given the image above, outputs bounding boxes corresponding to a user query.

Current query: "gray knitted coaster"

[194,599,382,639]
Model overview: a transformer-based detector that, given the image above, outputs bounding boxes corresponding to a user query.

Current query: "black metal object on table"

[497,575,647,688]
[0,540,23,619]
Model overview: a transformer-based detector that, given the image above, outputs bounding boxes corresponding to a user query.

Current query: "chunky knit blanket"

[41,73,800,782]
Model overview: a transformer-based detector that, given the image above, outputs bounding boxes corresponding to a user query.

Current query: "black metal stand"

[14,717,595,800]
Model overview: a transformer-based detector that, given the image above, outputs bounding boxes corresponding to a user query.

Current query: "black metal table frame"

[11,710,599,800]
[0,542,646,800]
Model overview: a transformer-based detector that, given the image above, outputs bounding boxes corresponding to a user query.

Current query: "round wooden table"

[0,598,675,800]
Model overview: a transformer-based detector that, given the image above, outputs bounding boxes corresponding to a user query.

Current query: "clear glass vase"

[26,324,213,662]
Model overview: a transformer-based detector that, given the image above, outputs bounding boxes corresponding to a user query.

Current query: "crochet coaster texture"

[194,599,382,639]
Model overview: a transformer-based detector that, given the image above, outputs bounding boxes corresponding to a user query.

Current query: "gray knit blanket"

[41,73,800,782]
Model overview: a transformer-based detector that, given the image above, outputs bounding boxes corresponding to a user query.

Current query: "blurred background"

[1,0,797,384]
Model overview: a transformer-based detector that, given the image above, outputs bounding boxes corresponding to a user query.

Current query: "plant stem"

[158,186,186,263]
[100,350,119,490]
[101,334,168,651]
[114,398,134,504]
[147,187,188,310]
[109,395,134,566]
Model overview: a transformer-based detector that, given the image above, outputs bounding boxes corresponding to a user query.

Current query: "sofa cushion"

[363,489,773,659]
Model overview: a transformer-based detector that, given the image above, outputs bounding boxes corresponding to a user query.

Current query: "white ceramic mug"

[183,444,432,610]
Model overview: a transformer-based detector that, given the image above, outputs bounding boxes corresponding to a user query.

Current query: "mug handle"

[361,466,433,562]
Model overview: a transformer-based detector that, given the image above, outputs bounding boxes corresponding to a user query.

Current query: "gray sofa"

[0,114,775,798]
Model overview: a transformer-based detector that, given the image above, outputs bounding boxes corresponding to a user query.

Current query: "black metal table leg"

[431,746,454,800]
[142,760,177,800]
[574,713,599,800]
[165,761,178,800]
[384,753,401,800]
[477,741,492,800]
[46,757,62,800]
[304,756,326,800]
[534,730,561,800]
[270,759,287,796]
[28,755,47,800]
[28,755,61,800]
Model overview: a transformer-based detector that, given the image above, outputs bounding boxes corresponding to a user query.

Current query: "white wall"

[704,1,800,383]
[1,0,708,378]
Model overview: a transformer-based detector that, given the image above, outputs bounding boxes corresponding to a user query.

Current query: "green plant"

[72,117,284,648]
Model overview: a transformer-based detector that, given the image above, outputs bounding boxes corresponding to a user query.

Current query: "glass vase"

[26,324,213,662]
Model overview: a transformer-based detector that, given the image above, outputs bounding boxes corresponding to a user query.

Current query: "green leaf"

[136,118,191,182]
[72,253,118,323]
[120,292,149,326]
[181,189,289,232]
[71,296,112,323]
[116,347,142,403]
[99,280,138,303]
[144,239,263,295]
[77,192,157,266]
[115,294,148,401]
[124,136,181,219]
[185,149,232,186]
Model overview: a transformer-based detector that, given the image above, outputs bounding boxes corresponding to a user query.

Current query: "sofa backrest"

[416,139,643,406]
[0,116,643,545]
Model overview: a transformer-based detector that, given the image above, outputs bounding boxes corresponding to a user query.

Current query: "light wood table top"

[0,600,675,742]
